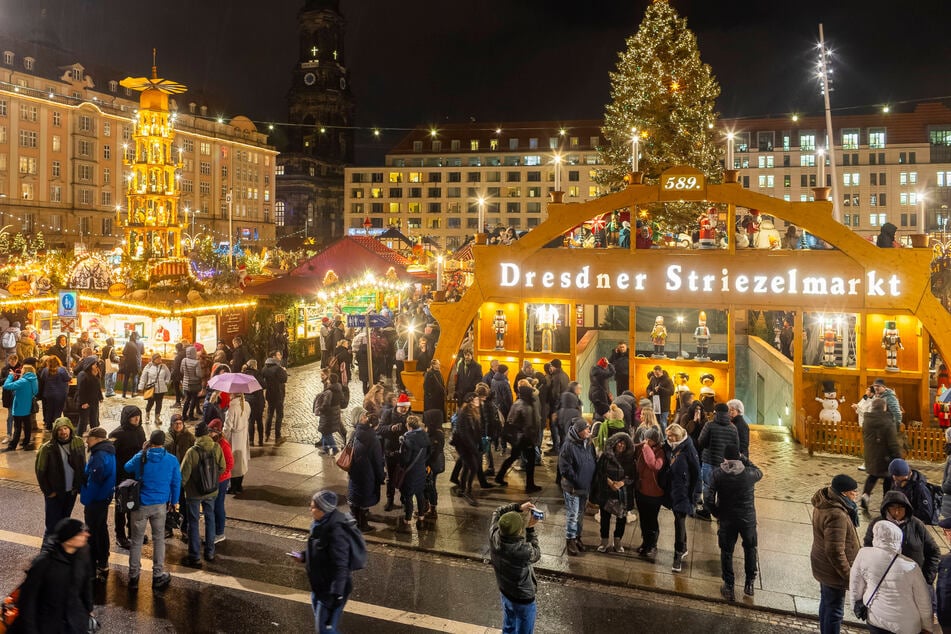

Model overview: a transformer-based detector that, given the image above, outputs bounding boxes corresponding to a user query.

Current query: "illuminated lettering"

[500,263,520,287]
[541,272,554,288]
[771,275,785,293]
[634,273,647,290]
[848,278,859,295]
[666,264,682,291]
[617,273,630,290]
[802,277,827,295]
[735,275,748,293]
[525,271,536,288]
[889,274,900,296]
[830,278,845,295]
[753,275,768,293]
[560,272,571,288]
[576,266,590,289]
[867,270,885,296]
[596,273,611,289]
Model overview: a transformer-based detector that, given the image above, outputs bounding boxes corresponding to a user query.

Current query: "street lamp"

[676,315,685,359]
[918,192,927,234]
[477,196,486,235]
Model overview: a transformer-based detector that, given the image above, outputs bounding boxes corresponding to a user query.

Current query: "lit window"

[869,129,886,148]
[470,140,479,151]
[841,130,859,149]
[800,134,816,151]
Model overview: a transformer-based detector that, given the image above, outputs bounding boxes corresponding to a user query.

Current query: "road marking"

[0,528,499,634]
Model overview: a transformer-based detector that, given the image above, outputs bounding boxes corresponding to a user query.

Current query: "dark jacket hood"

[879,489,914,517]
[264,357,280,366]
[90,440,116,456]
[604,431,633,458]
[422,408,443,430]
[120,405,143,429]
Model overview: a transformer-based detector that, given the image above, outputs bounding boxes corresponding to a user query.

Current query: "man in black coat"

[696,403,739,521]
[454,350,483,406]
[937,517,951,629]
[609,342,630,395]
[263,351,288,445]
[709,444,763,600]
[230,336,249,374]
[423,359,446,415]
[495,386,541,494]
[863,489,941,586]
[646,365,675,429]
[108,405,145,549]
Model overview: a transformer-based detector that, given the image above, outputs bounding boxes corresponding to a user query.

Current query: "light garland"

[175,300,257,315]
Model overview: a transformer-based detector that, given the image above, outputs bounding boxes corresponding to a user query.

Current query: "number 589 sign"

[659,166,706,201]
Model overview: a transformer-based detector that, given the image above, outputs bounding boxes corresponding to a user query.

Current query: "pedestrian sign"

[346,314,390,329]
[58,291,78,318]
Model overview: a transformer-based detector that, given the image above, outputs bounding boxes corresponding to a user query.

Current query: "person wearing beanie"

[109,405,146,549]
[35,416,86,538]
[588,356,615,420]
[708,442,763,600]
[81,425,116,581]
[664,424,699,573]
[594,431,637,554]
[551,380,581,456]
[609,341,630,396]
[124,422,182,590]
[861,489,941,593]
[13,517,93,633]
[859,397,902,512]
[872,378,903,429]
[347,409,385,533]
[380,391,412,511]
[810,474,862,634]
[179,419,227,569]
[495,384,541,494]
[885,458,937,525]
[295,489,363,632]
[695,399,740,521]
[489,501,542,632]
[646,365,675,431]
[559,417,597,556]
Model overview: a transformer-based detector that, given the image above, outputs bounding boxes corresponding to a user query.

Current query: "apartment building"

[343,121,605,250]
[0,35,278,250]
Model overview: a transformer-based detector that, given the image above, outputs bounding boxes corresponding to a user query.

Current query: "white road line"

[0,528,500,634]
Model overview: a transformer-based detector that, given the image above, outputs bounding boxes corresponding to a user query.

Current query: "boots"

[720,584,735,602]
[566,538,580,557]
[859,493,870,511]
[154,412,161,426]
[355,508,375,533]
[462,489,478,507]
[396,517,411,533]
[597,538,610,553]
[384,497,395,512]
[230,476,244,494]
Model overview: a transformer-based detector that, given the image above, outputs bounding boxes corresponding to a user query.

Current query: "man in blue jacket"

[124,429,181,590]
[81,427,116,582]
[559,417,596,556]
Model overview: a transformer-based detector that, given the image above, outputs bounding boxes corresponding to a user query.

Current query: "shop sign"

[6,280,30,296]
[219,309,247,338]
[108,283,128,298]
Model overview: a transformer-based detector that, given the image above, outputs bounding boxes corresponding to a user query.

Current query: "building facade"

[275,0,354,247]
[343,121,605,250]
[0,36,278,251]
[344,104,951,249]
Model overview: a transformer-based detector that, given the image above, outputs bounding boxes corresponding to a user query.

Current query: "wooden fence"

[804,419,947,463]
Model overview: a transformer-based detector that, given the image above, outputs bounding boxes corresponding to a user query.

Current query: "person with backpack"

[293,490,365,633]
[696,403,739,521]
[179,421,226,568]
[123,429,181,591]
[109,405,146,550]
[1,320,21,357]
[489,501,542,634]
[4,361,37,451]
[887,458,939,525]
[863,489,941,588]
[559,417,597,557]
[207,418,235,544]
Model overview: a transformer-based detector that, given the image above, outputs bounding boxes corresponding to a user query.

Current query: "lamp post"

[226,189,234,268]
[436,255,444,291]
[477,196,485,235]
[919,193,927,234]
[676,315,685,359]
[726,133,735,170]
[630,129,639,173]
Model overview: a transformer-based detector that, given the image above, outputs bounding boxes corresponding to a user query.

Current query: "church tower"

[276,0,354,245]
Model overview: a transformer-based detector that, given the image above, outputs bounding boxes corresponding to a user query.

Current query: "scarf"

[840,493,860,527]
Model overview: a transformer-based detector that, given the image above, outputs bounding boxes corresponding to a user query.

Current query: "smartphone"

[286,551,304,560]
[531,509,545,521]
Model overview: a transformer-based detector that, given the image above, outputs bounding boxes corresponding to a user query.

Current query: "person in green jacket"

[179,421,225,568]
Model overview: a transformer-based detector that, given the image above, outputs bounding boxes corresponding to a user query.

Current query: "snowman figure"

[816,380,846,424]
[735,224,750,249]
[757,215,782,250]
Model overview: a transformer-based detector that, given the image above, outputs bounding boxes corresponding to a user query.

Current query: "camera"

[530,509,544,521]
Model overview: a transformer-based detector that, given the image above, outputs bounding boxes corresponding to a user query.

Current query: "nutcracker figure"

[650,315,668,358]
[699,373,716,413]
[694,311,711,361]
[881,320,903,372]
[699,207,719,249]
[821,317,838,367]
[493,309,508,350]
[742,209,762,247]
[935,387,951,428]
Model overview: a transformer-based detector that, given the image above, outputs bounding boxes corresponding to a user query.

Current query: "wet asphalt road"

[0,485,829,633]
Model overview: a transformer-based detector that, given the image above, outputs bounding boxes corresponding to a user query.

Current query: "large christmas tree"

[600,0,721,230]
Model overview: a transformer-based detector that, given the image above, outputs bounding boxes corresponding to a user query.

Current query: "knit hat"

[830,474,858,494]
[208,418,223,433]
[498,511,524,537]
[714,402,730,413]
[638,398,652,410]
[149,430,166,446]
[54,518,87,543]
[397,393,411,408]
[86,427,107,439]
[888,458,911,477]
[723,444,740,461]
[312,490,337,513]
[195,421,209,437]
[517,385,534,401]
[572,417,589,433]
[605,404,623,421]
[550,359,561,369]
[170,413,184,424]
[597,357,609,369]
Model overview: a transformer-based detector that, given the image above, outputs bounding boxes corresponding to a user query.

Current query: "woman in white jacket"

[138,353,171,426]
[224,393,251,493]
[849,520,933,634]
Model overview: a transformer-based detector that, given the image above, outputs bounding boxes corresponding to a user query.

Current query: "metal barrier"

[804,418,947,462]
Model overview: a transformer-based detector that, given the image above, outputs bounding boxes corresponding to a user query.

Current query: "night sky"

[1,0,949,162]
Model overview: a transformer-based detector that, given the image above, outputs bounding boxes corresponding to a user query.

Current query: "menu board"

[195,314,217,354]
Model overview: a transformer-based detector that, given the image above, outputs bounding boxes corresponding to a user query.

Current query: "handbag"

[854,552,900,621]
[395,343,407,362]
[143,383,155,400]
[335,437,355,472]
[394,447,425,490]
[652,394,662,412]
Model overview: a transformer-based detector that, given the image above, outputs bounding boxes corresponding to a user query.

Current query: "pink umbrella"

[206,372,263,394]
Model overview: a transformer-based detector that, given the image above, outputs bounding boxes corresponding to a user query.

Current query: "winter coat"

[505,396,536,446]
[938,551,951,627]
[124,446,182,506]
[592,432,636,509]
[614,393,635,428]
[491,374,513,418]
[165,427,196,464]
[709,455,762,525]
[862,410,903,477]
[588,363,615,415]
[8,543,94,634]
[399,427,431,494]
[668,437,701,516]
[878,386,902,427]
[76,367,102,406]
[180,435,226,500]
[676,400,706,445]
[347,422,385,508]
[850,520,932,634]
[180,347,204,393]
[810,486,861,589]
[451,407,480,453]
[480,396,502,442]
[46,339,70,368]
[609,349,630,384]
[171,346,186,381]
[39,367,70,402]
[224,398,251,478]
[548,368,570,413]
[698,410,739,466]
[138,361,171,394]
[109,405,146,481]
[35,418,86,496]
[636,442,666,498]
[80,440,116,505]
[557,389,583,430]
[216,436,234,481]
[558,425,597,496]
[863,489,941,585]
[242,368,266,409]
[230,345,249,374]
[4,369,37,417]
[942,453,951,519]
[15,336,37,362]
[731,414,751,457]
[891,470,936,525]
[423,367,446,413]
[317,384,344,436]
[121,336,142,374]
[646,371,675,412]
[262,357,287,403]
[0,361,20,408]
[454,359,483,403]
[423,409,446,475]
[876,221,898,248]
[489,502,541,603]
[304,509,354,601]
